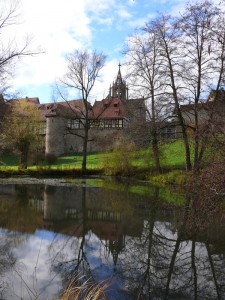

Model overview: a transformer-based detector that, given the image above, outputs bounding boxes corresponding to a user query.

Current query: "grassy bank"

[0,139,191,184]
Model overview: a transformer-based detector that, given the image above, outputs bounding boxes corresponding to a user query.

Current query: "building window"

[31,123,46,135]
[38,123,46,134]
[67,119,81,129]
[89,120,103,128]
[88,119,123,129]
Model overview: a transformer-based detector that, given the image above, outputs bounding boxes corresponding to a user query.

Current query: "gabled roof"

[24,97,40,104]
[5,96,128,120]
[180,89,225,112]
[39,99,91,119]
[180,89,225,113]
[207,89,225,102]
[8,97,40,105]
[91,97,126,119]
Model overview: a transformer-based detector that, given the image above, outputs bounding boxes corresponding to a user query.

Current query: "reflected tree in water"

[1,181,225,299]
[48,186,109,296]
[117,187,225,299]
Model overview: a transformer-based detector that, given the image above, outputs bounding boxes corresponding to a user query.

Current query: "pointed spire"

[110,63,128,101]
[116,63,123,85]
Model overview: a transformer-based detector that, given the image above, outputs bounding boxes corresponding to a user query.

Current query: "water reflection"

[0,180,224,299]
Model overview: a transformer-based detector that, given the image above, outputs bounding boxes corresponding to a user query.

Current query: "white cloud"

[127,12,156,28]
[5,0,198,101]
[9,0,132,101]
[90,59,120,102]
[96,17,114,26]
[11,0,92,89]
[3,234,63,300]
[21,0,91,39]
[127,0,136,6]
[85,0,116,14]
[117,8,132,19]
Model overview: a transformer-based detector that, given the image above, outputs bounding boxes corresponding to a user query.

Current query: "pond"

[0,177,224,300]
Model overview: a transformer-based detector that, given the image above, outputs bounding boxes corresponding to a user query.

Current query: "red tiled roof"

[91,97,126,119]
[24,97,40,104]
[7,97,40,105]
[4,97,127,120]
[38,99,88,119]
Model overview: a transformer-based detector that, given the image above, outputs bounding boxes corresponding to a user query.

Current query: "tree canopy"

[1,100,44,169]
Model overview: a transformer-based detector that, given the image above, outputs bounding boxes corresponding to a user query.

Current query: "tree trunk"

[193,129,200,172]
[164,42,192,171]
[82,121,89,174]
[182,127,192,171]
[152,129,161,173]
[191,239,198,300]
[20,143,29,169]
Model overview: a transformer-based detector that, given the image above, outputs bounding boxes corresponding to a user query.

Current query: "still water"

[0,178,224,300]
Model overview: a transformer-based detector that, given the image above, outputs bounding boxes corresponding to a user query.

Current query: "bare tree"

[124,32,166,173]
[0,1,41,93]
[59,49,106,173]
[144,15,193,171]
[177,0,219,171]
[137,1,225,172]
[196,9,225,162]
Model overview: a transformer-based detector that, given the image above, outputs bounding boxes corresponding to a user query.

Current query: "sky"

[3,0,216,103]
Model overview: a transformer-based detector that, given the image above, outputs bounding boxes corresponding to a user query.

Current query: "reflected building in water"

[1,183,225,299]
[42,184,145,266]
[0,183,145,266]
[1,183,225,256]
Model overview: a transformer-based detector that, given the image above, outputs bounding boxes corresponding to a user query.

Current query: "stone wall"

[64,128,126,153]
[45,116,65,156]
[45,114,128,156]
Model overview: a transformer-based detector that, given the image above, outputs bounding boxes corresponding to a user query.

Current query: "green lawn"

[0,139,188,171]
[161,139,188,168]
[0,155,20,170]
[55,152,108,170]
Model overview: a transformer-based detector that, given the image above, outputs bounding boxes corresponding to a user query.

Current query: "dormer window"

[114,103,118,107]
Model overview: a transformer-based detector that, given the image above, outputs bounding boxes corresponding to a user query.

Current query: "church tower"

[109,64,128,101]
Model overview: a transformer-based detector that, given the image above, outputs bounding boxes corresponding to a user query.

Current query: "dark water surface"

[0,178,225,300]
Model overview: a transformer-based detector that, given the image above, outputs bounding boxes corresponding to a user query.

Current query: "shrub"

[102,139,136,176]
[151,170,189,185]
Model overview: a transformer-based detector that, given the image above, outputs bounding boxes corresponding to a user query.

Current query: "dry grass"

[60,275,110,300]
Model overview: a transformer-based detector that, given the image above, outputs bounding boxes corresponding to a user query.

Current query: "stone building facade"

[1,66,146,157]
[42,85,225,156]
[179,89,225,134]
[2,69,224,157]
